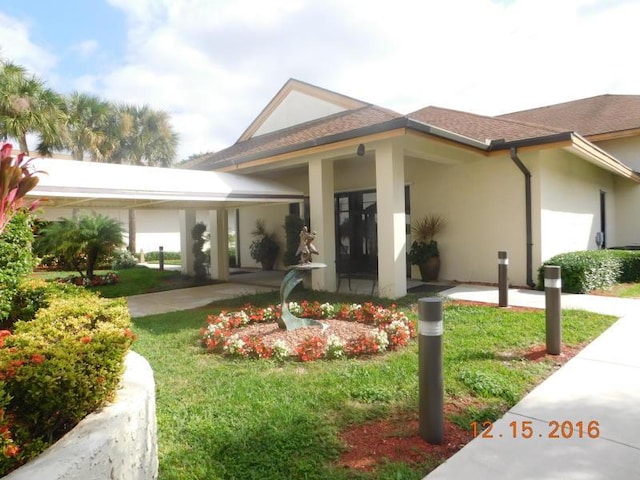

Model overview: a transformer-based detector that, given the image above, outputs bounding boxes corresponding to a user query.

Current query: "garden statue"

[295,226,319,264]
[279,226,327,331]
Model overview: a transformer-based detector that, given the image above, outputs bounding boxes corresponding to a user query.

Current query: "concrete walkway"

[424,285,640,480]
[126,283,277,317]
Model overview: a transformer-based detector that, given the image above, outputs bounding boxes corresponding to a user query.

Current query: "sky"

[1,0,639,161]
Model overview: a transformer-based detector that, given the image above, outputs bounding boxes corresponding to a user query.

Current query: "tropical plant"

[408,213,446,265]
[0,60,68,155]
[64,92,112,161]
[283,214,305,266]
[0,143,40,234]
[36,214,124,280]
[249,220,280,270]
[191,222,208,279]
[102,103,179,253]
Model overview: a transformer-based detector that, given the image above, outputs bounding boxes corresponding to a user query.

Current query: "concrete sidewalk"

[424,285,640,480]
[126,283,277,317]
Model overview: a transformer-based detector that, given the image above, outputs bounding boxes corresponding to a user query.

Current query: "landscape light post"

[544,265,562,355]
[418,297,444,444]
[498,251,509,307]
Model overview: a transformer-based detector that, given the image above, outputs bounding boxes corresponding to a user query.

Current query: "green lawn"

[598,282,640,298]
[131,291,615,480]
[31,266,217,298]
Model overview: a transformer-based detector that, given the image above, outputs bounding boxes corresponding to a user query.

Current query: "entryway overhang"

[25,158,304,280]
[27,158,304,210]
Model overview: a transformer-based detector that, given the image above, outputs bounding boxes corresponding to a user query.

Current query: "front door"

[335,190,377,275]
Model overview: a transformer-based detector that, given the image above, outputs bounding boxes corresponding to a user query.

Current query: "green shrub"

[111,249,138,269]
[0,212,36,321]
[145,250,180,262]
[6,279,85,329]
[537,249,640,293]
[283,214,305,266]
[0,291,133,474]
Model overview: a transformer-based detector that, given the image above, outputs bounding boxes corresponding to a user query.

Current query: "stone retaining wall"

[5,351,158,480]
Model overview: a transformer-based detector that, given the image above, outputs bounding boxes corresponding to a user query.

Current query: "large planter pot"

[260,255,277,271]
[418,256,441,281]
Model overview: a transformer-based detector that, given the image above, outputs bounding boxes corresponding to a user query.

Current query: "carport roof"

[26,158,304,210]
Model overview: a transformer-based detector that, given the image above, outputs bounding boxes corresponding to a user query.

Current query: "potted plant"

[249,219,280,270]
[408,214,446,281]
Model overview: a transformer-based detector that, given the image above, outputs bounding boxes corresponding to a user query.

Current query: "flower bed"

[201,301,416,361]
[55,272,119,287]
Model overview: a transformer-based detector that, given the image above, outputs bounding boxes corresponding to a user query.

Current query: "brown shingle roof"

[497,94,640,137]
[183,84,640,172]
[185,105,402,170]
[408,106,565,143]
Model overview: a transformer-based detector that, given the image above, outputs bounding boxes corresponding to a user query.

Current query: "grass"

[31,266,217,298]
[131,290,616,480]
[597,282,640,298]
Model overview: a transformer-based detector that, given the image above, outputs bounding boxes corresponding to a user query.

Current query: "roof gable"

[238,78,369,141]
[497,94,640,138]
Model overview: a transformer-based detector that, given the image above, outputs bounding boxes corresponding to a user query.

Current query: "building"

[183,79,640,298]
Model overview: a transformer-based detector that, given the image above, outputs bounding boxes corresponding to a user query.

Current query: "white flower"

[271,339,290,361]
[325,334,345,359]
[223,334,246,356]
[372,330,389,352]
[320,303,335,318]
[288,302,302,315]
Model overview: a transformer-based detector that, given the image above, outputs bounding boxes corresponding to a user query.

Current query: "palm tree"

[36,213,124,280]
[114,104,178,166]
[106,104,179,252]
[0,60,68,155]
[65,92,112,160]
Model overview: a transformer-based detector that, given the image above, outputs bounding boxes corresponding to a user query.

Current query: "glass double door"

[335,190,378,275]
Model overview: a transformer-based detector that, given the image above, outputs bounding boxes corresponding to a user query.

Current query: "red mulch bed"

[337,404,473,472]
[336,302,584,474]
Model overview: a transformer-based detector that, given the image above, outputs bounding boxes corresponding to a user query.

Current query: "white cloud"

[0,12,57,75]
[4,0,640,160]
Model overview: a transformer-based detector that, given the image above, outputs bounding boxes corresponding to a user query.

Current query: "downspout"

[509,147,535,288]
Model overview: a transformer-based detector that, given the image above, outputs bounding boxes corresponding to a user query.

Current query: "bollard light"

[544,266,562,355]
[159,246,165,272]
[498,251,509,307]
[418,297,444,445]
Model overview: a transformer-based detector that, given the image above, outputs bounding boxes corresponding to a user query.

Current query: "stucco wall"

[5,351,157,480]
[537,148,616,260]
[405,153,529,285]
[612,175,640,246]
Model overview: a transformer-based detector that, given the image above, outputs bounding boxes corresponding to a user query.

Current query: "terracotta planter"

[418,256,440,281]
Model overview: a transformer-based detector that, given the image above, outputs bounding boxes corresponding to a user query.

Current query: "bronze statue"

[296,226,319,264]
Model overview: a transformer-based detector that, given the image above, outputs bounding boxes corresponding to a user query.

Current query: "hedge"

[0,287,134,475]
[537,249,640,293]
[144,250,180,262]
[0,213,36,321]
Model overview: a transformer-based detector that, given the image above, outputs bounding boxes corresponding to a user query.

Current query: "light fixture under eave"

[356,143,365,156]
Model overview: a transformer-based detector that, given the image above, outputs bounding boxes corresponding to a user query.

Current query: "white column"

[179,209,196,276]
[308,158,336,291]
[209,209,229,281]
[375,141,407,298]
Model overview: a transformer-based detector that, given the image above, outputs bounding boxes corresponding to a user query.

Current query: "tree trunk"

[128,209,136,253]
[86,248,98,280]
[18,135,29,155]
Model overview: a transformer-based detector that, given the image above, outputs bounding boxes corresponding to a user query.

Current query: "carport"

[26,158,304,280]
